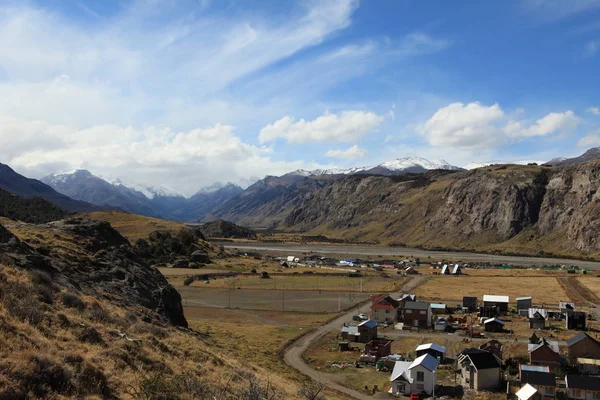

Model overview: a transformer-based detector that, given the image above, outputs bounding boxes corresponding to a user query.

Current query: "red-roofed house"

[371,295,400,324]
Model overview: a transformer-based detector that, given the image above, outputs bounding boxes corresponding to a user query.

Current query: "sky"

[1,0,600,196]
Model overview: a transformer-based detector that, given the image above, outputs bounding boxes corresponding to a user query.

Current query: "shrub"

[61,292,86,310]
[74,363,111,397]
[88,302,110,323]
[4,293,44,326]
[16,355,72,397]
[29,270,54,288]
[131,322,169,339]
[36,285,54,305]
[183,276,195,286]
[77,326,104,345]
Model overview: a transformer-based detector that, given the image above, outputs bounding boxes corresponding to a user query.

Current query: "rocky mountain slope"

[0,187,67,223]
[545,147,600,166]
[216,162,600,259]
[0,163,97,212]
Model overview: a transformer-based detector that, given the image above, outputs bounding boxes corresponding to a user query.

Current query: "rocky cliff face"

[260,163,600,258]
[0,218,187,326]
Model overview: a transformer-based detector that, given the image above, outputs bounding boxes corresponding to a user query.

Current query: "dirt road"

[222,242,600,269]
[282,276,428,400]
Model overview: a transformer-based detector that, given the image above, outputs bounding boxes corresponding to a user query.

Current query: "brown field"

[461,268,575,277]
[413,276,570,305]
[192,274,406,292]
[81,210,186,241]
[177,286,371,312]
[576,277,600,299]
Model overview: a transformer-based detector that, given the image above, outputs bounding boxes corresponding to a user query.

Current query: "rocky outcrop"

[0,218,187,327]
[198,219,257,239]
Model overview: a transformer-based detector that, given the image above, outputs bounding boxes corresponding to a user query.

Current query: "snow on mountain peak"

[379,156,457,171]
[111,179,183,199]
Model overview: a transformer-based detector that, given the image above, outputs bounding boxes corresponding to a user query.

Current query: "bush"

[131,322,169,339]
[77,326,104,345]
[16,355,72,397]
[29,270,54,288]
[183,276,195,286]
[74,363,111,397]
[61,292,86,310]
[4,292,44,326]
[36,285,54,305]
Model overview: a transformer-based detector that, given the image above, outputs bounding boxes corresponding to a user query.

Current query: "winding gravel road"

[282,276,428,400]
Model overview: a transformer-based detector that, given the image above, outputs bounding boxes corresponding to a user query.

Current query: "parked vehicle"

[358,313,368,320]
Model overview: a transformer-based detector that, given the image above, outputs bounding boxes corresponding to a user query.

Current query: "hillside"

[0,187,67,223]
[211,162,600,260]
[199,219,257,239]
[0,218,314,399]
[0,163,97,212]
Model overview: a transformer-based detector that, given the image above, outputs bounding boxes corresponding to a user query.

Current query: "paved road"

[282,276,428,400]
[221,242,600,269]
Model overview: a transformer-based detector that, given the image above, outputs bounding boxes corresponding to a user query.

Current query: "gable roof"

[399,294,416,302]
[409,353,439,372]
[390,361,412,382]
[460,348,488,356]
[528,308,548,319]
[371,295,400,310]
[484,318,505,326]
[405,300,430,310]
[516,297,532,301]
[359,319,378,329]
[341,326,359,335]
[521,370,556,387]
[528,339,559,354]
[464,352,501,370]
[516,384,538,400]
[452,265,461,274]
[483,295,509,303]
[566,375,600,391]
[568,332,600,348]
[416,343,447,354]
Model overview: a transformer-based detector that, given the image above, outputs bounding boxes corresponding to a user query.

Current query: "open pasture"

[190,273,406,292]
[413,275,570,305]
[177,286,371,312]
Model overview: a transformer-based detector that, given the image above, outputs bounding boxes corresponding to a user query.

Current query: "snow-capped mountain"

[111,179,183,199]
[284,156,462,178]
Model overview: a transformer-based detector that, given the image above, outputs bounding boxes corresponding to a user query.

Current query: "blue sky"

[0,0,599,195]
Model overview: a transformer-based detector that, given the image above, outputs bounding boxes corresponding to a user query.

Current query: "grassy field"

[81,210,186,242]
[177,286,371,312]
[576,276,600,300]
[192,274,406,292]
[413,275,570,305]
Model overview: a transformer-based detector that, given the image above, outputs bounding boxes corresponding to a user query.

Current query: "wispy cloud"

[587,107,600,115]
[524,0,600,21]
[584,40,599,58]
[325,145,368,160]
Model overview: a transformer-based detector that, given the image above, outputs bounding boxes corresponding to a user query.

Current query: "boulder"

[190,249,211,264]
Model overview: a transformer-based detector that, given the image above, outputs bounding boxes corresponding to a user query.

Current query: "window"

[416,371,425,382]
[406,310,412,314]
[573,389,582,398]
[593,391,600,400]
[386,310,390,314]
[546,387,554,395]
[420,310,426,315]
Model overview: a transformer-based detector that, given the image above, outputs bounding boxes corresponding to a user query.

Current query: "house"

[340,325,359,342]
[517,384,540,400]
[431,303,447,314]
[529,340,562,372]
[518,297,533,312]
[458,349,502,390]
[567,332,600,365]
[565,375,600,400]
[463,296,478,312]
[416,343,446,361]
[521,370,556,398]
[484,318,505,332]
[441,264,450,275]
[364,339,393,360]
[529,309,548,330]
[371,296,400,324]
[520,365,550,376]
[435,317,449,332]
[566,311,587,330]
[452,264,462,275]
[577,358,600,375]
[390,354,439,396]
[403,301,432,329]
[358,320,378,343]
[481,295,509,317]
[480,339,503,360]
[560,301,576,313]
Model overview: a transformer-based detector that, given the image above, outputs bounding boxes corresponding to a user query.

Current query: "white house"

[390,354,439,396]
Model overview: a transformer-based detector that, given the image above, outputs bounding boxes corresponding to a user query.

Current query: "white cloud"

[577,130,600,147]
[420,102,582,148]
[394,33,451,56]
[259,111,384,144]
[325,145,368,160]
[520,111,581,137]
[584,40,599,58]
[3,115,326,196]
[587,107,600,115]
[524,0,600,20]
[420,102,505,147]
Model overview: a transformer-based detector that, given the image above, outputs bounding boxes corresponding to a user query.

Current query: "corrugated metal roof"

[416,343,446,353]
[341,326,358,334]
[359,319,377,328]
[410,353,439,372]
[484,318,505,325]
[516,297,532,301]
[431,303,446,309]
[483,295,509,303]
[521,365,550,373]
[390,361,412,382]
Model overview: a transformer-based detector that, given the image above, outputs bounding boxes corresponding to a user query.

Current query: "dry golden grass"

[194,274,406,292]
[413,275,570,305]
[576,276,600,295]
[81,210,186,242]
